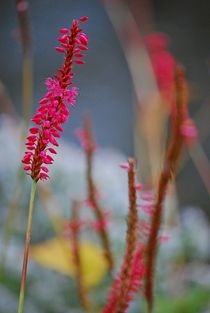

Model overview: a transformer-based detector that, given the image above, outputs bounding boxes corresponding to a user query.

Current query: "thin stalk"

[18,180,37,313]
[83,114,114,272]
[16,0,33,123]
[144,65,188,313]
[71,201,91,311]
[115,159,138,312]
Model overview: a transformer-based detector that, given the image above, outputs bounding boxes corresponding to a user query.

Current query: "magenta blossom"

[144,32,176,111]
[22,17,88,181]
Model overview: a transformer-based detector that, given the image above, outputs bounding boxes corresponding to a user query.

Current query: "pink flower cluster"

[102,244,144,313]
[22,17,88,181]
[144,32,176,111]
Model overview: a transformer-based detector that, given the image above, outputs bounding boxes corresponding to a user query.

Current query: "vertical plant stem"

[71,201,91,311]
[115,159,138,312]
[84,114,114,272]
[144,65,188,313]
[16,0,33,123]
[18,180,37,313]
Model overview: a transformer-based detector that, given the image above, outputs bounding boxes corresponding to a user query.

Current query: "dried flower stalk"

[77,113,114,272]
[16,0,33,122]
[102,159,144,313]
[144,65,190,313]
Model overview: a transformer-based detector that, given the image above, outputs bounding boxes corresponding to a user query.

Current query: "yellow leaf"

[30,237,108,288]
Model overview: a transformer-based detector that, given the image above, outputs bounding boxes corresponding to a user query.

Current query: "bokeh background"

[0,1,210,312]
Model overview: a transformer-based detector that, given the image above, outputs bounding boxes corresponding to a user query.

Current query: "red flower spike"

[22,17,88,182]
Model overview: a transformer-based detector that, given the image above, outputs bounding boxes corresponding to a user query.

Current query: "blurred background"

[0,0,210,312]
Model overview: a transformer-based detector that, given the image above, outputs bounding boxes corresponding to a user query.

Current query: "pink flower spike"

[59,28,69,34]
[23,166,31,171]
[79,16,88,22]
[119,162,130,170]
[22,18,88,182]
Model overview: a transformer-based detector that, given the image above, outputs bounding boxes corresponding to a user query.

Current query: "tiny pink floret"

[59,28,69,34]
[135,183,143,191]
[119,162,130,170]
[79,16,88,22]
[180,118,198,144]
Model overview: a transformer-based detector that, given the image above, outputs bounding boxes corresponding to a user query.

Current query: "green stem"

[18,180,37,313]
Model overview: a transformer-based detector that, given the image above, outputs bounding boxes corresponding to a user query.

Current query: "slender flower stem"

[71,201,91,311]
[16,0,33,123]
[79,114,114,272]
[115,159,138,313]
[18,180,37,313]
[144,65,188,313]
